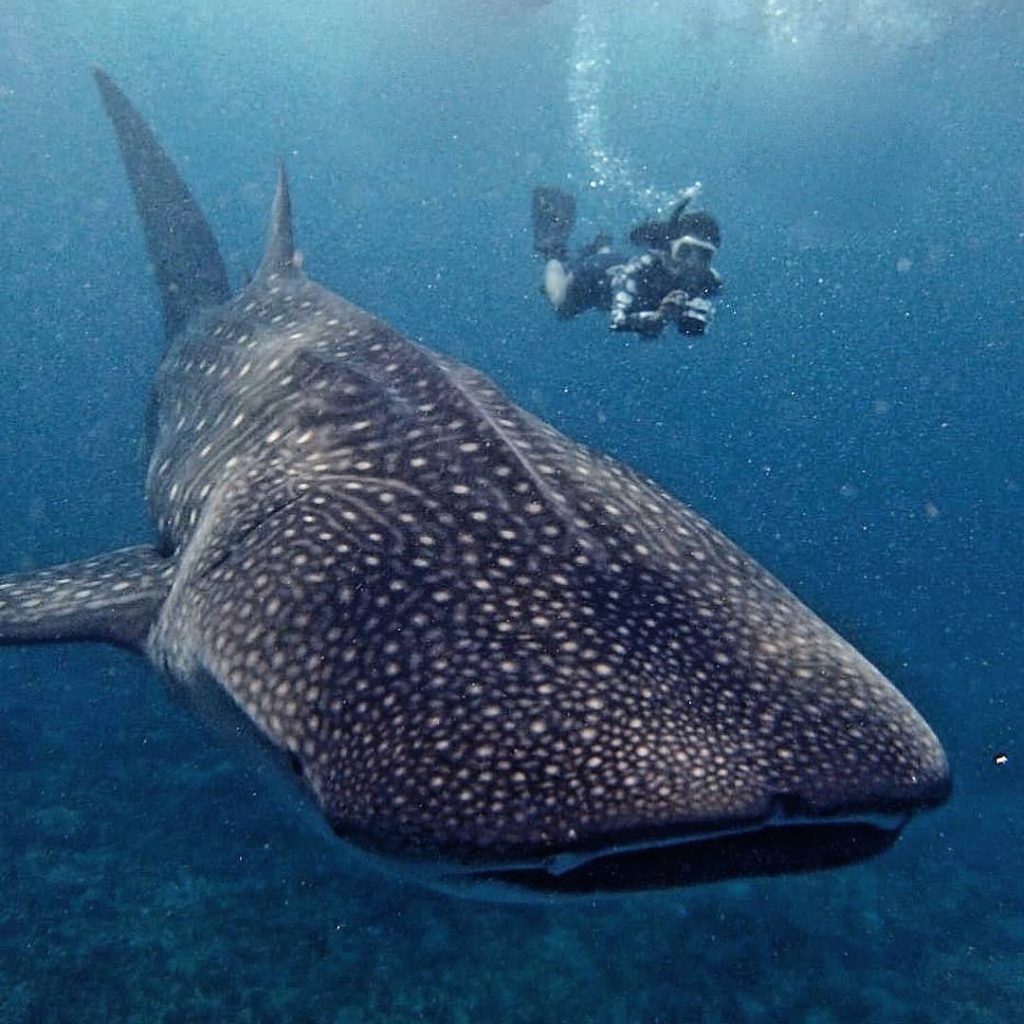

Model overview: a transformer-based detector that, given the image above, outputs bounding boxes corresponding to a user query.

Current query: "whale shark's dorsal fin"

[93,68,230,340]
[255,164,301,280]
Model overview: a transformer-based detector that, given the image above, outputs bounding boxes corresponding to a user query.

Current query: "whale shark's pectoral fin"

[93,68,230,341]
[0,545,174,652]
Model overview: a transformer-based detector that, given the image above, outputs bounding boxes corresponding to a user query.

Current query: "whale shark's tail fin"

[93,68,230,340]
[0,546,174,652]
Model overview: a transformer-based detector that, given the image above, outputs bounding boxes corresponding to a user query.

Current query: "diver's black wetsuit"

[607,249,721,336]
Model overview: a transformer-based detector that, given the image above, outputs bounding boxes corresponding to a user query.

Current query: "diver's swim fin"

[532,186,576,261]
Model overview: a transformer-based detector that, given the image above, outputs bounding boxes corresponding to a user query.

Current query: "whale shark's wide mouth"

[443,809,913,897]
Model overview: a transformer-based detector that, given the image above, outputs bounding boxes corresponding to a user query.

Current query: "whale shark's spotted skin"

[0,72,949,896]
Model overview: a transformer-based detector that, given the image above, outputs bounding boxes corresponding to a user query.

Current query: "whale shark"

[0,70,949,897]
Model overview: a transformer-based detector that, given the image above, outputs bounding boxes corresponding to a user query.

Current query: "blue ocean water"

[0,0,1021,1020]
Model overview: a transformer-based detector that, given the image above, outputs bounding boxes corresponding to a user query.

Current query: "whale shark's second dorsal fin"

[93,68,230,340]
[255,164,301,281]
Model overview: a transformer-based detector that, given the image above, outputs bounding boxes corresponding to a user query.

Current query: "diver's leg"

[543,259,575,314]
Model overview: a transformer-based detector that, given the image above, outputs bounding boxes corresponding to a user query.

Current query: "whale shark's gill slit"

[193,496,305,583]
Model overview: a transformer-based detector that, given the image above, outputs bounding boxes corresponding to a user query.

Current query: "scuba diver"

[531,184,723,338]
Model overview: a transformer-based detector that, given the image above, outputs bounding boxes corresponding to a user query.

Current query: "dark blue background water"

[1,2,1021,1020]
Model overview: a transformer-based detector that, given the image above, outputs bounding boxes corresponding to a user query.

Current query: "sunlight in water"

[566,0,986,214]
[567,0,685,216]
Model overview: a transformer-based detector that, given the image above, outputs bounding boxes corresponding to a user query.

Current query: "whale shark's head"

[188,431,949,898]
[331,577,950,897]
